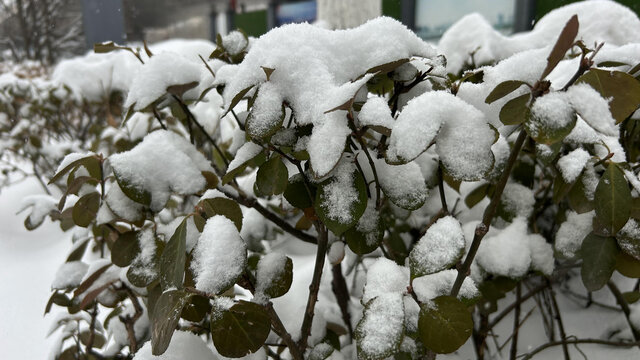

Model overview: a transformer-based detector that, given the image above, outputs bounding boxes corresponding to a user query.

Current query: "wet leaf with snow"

[417,296,473,354]
[355,293,405,360]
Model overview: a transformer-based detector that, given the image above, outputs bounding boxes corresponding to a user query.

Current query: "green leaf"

[257,255,293,298]
[151,290,193,355]
[540,15,579,80]
[211,301,271,358]
[227,85,254,114]
[580,233,619,291]
[256,155,289,196]
[485,80,528,104]
[113,170,152,206]
[315,169,368,236]
[201,197,243,231]
[222,148,266,185]
[552,174,575,204]
[568,174,594,214]
[181,295,212,322]
[365,58,410,75]
[418,296,473,354]
[159,218,188,290]
[261,66,275,81]
[594,163,631,235]
[499,94,529,125]
[465,183,490,209]
[478,277,518,302]
[111,231,140,267]
[632,197,640,220]
[576,69,640,123]
[50,155,101,185]
[283,173,315,209]
[345,225,381,255]
[74,263,112,297]
[79,330,106,348]
[597,61,629,68]
[525,103,577,144]
[72,192,100,228]
[616,252,640,278]
[623,291,640,304]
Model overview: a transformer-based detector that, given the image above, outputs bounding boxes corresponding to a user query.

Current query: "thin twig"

[549,285,571,360]
[437,163,448,214]
[510,283,522,360]
[298,222,328,350]
[520,338,640,360]
[331,263,354,340]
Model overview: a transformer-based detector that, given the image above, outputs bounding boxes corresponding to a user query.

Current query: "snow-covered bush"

[8,1,640,359]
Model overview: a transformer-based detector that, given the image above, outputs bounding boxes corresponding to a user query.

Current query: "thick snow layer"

[125,52,206,110]
[362,258,409,303]
[104,183,144,222]
[500,183,535,219]
[555,211,594,259]
[109,130,213,211]
[216,17,436,176]
[356,202,381,247]
[374,157,427,210]
[566,83,618,136]
[18,194,58,228]
[226,141,262,174]
[133,331,215,360]
[529,91,575,139]
[356,293,404,359]
[358,96,394,130]
[412,269,478,302]
[409,216,465,276]
[476,218,532,278]
[129,228,157,282]
[319,161,359,224]
[557,148,591,183]
[438,0,640,74]
[388,91,495,181]
[191,216,247,294]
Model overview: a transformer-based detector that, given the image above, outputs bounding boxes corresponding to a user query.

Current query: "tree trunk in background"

[317,0,381,29]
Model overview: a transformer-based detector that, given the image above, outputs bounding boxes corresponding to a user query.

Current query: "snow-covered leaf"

[409,216,465,278]
[576,68,640,124]
[355,293,405,360]
[191,216,247,294]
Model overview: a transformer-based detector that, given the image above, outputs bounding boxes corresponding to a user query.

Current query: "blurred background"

[1,0,639,65]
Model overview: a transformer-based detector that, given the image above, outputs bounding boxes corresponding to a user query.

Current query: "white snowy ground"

[0,178,67,359]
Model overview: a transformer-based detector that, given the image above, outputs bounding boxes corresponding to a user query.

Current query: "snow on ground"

[0,178,67,359]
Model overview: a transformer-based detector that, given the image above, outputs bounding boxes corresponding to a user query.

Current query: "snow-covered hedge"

[5,1,640,359]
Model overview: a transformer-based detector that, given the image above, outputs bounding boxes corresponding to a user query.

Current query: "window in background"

[415,0,515,41]
[276,0,317,26]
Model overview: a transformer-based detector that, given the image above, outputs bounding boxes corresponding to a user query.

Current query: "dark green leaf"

[159,218,188,290]
[418,296,473,354]
[113,170,152,206]
[366,58,409,75]
[66,237,90,262]
[74,263,112,297]
[111,231,140,267]
[577,69,640,123]
[617,219,640,260]
[594,163,631,235]
[227,85,254,114]
[616,252,640,278]
[258,256,293,298]
[345,225,381,255]
[181,295,212,322]
[72,192,100,228]
[201,197,243,231]
[568,174,594,214]
[49,155,101,185]
[597,61,629,68]
[211,301,271,358]
[151,290,193,355]
[485,80,528,104]
[540,15,579,80]
[79,330,106,348]
[580,233,619,291]
[256,155,289,196]
[465,183,490,209]
[283,173,315,209]
[623,291,640,304]
[499,94,529,125]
